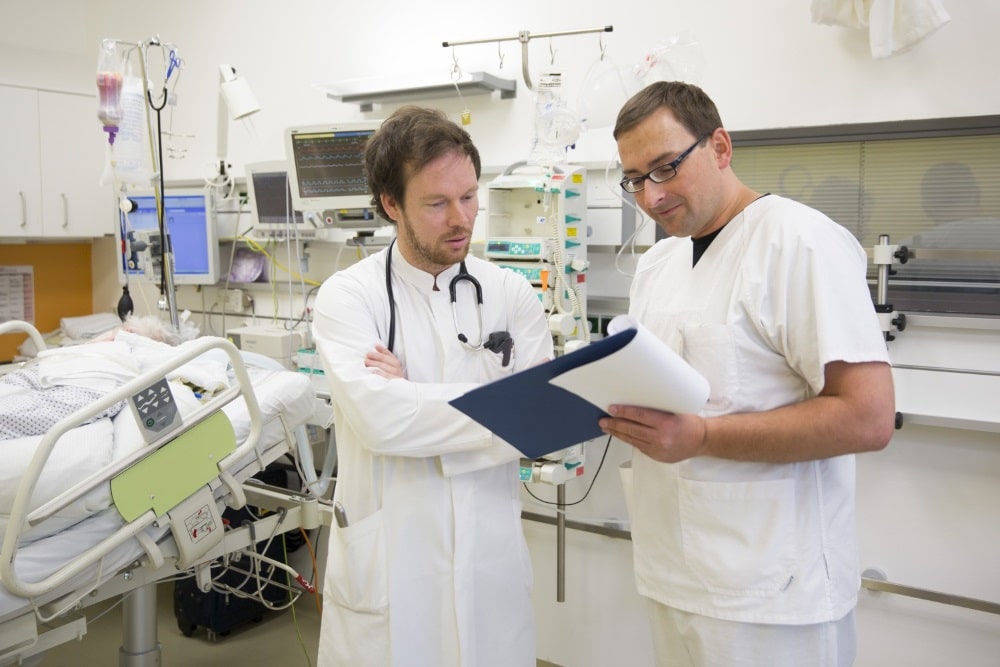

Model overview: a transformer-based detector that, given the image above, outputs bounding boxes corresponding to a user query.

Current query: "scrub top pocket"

[678,476,797,596]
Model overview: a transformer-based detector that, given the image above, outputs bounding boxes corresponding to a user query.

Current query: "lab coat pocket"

[678,477,797,596]
[321,509,390,666]
[479,339,517,383]
[325,508,388,614]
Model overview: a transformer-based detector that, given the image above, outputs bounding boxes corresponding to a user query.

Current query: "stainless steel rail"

[893,363,1000,378]
[861,577,1000,616]
[522,511,631,541]
[523,512,1000,616]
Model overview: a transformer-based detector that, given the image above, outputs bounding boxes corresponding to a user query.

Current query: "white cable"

[602,153,649,279]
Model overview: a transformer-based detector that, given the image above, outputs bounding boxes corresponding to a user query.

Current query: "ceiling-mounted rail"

[443,25,613,91]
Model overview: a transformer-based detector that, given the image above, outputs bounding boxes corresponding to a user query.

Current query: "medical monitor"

[118,186,220,286]
[284,121,387,229]
[245,160,306,236]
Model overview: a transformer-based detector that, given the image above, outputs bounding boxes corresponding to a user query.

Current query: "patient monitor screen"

[288,129,372,201]
[119,190,220,285]
[284,123,385,225]
[249,169,305,227]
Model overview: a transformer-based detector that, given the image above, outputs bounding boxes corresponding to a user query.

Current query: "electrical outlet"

[225,288,250,313]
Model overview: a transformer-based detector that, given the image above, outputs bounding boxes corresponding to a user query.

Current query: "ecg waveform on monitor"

[297,152,364,166]
[291,132,372,198]
[300,178,368,197]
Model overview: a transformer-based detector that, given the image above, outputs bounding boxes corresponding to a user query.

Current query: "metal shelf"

[323,71,516,112]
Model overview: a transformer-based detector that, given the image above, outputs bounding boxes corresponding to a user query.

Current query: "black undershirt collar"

[691,227,724,267]
[690,193,770,266]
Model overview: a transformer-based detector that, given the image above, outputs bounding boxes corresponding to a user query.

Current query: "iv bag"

[100,73,154,187]
[527,71,581,168]
[634,32,707,87]
[96,39,124,145]
[577,57,643,131]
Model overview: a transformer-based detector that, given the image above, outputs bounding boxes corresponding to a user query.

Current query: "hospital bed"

[0,320,325,666]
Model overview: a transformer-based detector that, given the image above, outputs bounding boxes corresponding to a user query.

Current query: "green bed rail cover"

[110,411,238,522]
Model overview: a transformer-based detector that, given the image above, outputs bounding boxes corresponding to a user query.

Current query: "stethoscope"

[384,239,486,354]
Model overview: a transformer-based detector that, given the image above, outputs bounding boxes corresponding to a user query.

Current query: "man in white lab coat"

[312,106,552,666]
[601,82,896,666]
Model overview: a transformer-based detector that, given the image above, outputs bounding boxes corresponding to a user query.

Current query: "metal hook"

[549,38,556,66]
[449,51,471,125]
[599,32,607,61]
[497,42,505,70]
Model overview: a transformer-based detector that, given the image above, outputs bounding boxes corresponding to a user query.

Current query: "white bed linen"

[0,364,314,622]
[0,381,203,542]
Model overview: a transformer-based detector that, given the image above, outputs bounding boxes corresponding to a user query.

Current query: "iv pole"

[444,26,613,605]
[443,25,613,92]
[132,37,181,330]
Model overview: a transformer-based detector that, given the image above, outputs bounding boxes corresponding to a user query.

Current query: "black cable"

[521,434,612,507]
[147,86,168,302]
[285,284,321,331]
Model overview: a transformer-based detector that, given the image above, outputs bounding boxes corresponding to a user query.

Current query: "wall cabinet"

[0,86,42,237]
[0,85,112,239]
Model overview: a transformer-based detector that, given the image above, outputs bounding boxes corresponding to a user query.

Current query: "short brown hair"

[363,106,482,222]
[613,81,722,141]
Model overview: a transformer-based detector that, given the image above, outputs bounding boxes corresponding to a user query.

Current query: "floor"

[37,581,322,667]
[36,581,562,666]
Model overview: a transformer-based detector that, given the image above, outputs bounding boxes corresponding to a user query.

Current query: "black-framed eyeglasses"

[619,133,711,194]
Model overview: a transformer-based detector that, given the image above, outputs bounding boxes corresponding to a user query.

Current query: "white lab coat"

[622,195,890,625]
[313,243,552,667]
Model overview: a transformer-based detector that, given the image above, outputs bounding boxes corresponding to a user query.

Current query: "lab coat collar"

[390,242,465,293]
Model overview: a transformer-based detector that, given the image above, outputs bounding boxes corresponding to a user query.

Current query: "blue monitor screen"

[119,190,219,285]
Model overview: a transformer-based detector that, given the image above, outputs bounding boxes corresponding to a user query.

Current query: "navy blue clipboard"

[448,328,638,459]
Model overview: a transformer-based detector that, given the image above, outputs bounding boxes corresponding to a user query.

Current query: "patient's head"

[94,315,181,345]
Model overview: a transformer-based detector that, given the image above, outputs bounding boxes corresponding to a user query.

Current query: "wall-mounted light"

[216,64,260,178]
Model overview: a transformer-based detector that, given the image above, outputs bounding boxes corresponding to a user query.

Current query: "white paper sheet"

[547,315,710,414]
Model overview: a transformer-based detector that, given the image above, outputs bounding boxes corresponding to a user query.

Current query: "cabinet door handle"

[61,193,69,228]
[19,191,27,227]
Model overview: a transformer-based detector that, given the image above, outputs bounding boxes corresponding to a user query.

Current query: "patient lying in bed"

[0,316,214,439]
[0,317,236,544]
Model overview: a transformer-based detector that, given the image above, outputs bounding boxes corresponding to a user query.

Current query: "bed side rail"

[0,336,265,599]
[0,319,47,355]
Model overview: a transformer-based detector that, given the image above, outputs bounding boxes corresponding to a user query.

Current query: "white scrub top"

[313,242,552,666]
[622,195,890,625]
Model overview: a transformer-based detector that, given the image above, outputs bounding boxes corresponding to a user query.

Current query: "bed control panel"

[129,378,183,443]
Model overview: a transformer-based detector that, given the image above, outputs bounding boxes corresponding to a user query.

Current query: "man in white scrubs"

[312,106,552,666]
[600,82,896,666]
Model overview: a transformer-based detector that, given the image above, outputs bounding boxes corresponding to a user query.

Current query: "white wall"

[5,0,997,181]
[3,2,1000,665]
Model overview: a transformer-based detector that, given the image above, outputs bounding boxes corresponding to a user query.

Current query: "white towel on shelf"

[811,0,951,59]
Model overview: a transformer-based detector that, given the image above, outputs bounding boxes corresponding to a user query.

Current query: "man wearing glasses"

[600,81,895,666]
